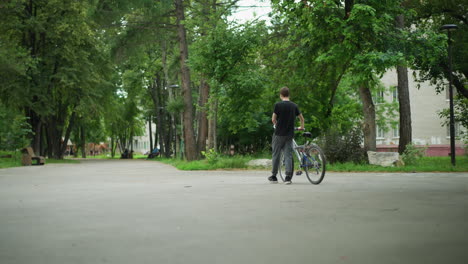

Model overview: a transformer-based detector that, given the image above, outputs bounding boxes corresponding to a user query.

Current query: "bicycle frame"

[278,131,326,184]
[291,139,302,163]
[291,138,313,170]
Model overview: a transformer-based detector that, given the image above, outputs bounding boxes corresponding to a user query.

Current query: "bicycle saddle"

[302,132,312,138]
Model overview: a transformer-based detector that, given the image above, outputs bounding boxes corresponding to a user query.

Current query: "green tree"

[269,0,406,151]
[0,0,114,158]
[407,0,468,99]
[0,104,31,152]
[191,20,269,152]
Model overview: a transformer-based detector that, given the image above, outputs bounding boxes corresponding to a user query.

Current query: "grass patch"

[0,151,80,169]
[329,156,468,172]
[0,151,21,169]
[155,154,468,172]
[157,155,250,170]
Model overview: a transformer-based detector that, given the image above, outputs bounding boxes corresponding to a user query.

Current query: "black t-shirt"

[274,100,300,137]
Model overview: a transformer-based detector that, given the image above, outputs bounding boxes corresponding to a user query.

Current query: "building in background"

[378,69,465,156]
[132,122,157,155]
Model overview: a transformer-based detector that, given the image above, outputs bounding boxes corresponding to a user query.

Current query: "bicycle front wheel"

[278,152,286,182]
[303,145,326,184]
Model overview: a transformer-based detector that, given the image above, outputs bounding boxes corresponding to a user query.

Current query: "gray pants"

[271,135,294,177]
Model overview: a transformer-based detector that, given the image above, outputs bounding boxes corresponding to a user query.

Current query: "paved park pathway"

[1,159,467,264]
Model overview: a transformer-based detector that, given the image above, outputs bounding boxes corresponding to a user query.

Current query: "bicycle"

[278,130,326,184]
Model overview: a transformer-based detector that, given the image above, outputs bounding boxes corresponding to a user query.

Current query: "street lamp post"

[440,24,458,166]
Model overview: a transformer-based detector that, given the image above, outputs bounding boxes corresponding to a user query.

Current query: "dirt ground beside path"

[1,159,467,264]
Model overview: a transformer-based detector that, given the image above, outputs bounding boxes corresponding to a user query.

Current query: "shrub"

[201,148,220,164]
[319,127,366,164]
[0,106,31,151]
[401,144,426,165]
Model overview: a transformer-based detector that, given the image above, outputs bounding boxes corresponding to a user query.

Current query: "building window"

[392,87,398,102]
[374,90,385,104]
[393,124,399,138]
[446,122,461,138]
[376,125,385,139]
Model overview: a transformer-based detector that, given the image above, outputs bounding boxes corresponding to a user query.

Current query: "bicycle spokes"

[304,146,326,184]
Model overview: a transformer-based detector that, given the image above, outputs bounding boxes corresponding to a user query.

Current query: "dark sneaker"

[284,176,292,185]
[268,176,278,184]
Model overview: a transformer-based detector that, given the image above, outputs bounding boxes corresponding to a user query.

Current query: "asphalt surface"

[0,159,467,264]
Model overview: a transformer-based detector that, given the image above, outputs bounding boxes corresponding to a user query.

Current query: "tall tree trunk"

[148,115,153,151]
[45,124,52,158]
[32,119,41,155]
[40,123,46,156]
[110,136,115,158]
[396,14,412,154]
[175,0,198,161]
[150,76,166,156]
[359,85,376,153]
[344,0,354,19]
[80,125,86,158]
[59,111,75,158]
[46,119,62,159]
[162,39,177,158]
[164,112,172,157]
[196,0,214,153]
[207,98,218,151]
[197,78,210,152]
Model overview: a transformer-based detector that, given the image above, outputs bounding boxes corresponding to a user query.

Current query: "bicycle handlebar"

[273,125,305,131]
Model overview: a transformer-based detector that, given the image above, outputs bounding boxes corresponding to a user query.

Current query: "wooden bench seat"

[21,147,45,166]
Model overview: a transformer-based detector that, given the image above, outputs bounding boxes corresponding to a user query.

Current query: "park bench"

[21,147,45,166]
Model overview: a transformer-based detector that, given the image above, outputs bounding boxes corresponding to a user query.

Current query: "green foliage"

[166,97,185,114]
[438,97,468,144]
[266,0,407,136]
[191,21,269,134]
[407,0,467,96]
[158,155,250,170]
[375,85,400,132]
[0,151,21,169]
[0,150,79,169]
[319,126,366,164]
[217,113,273,154]
[0,105,31,151]
[2,0,464,160]
[401,144,427,165]
[0,0,119,158]
[201,148,220,164]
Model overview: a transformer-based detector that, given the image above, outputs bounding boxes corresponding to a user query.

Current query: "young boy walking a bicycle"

[270,87,304,185]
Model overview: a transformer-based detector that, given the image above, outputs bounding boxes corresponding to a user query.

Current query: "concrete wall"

[377,144,465,157]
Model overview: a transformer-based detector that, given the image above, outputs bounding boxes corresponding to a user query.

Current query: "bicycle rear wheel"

[278,152,295,182]
[303,145,326,184]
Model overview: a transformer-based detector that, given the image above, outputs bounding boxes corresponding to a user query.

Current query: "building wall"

[378,69,465,156]
[132,122,157,155]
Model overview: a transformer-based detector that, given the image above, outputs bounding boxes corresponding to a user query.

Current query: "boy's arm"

[272,113,277,126]
[298,113,305,130]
